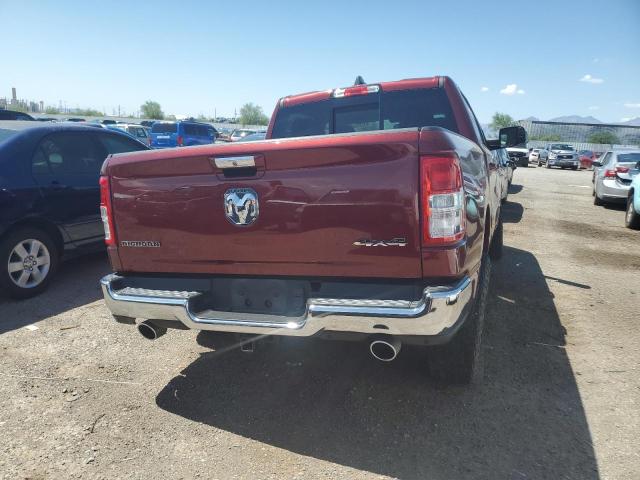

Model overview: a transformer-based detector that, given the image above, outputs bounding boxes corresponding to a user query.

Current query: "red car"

[578,150,598,169]
[99,76,526,384]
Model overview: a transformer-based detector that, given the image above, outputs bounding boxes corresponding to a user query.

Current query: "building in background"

[518,119,640,147]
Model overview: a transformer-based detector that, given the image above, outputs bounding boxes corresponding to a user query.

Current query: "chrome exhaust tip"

[137,320,167,340]
[369,335,401,362]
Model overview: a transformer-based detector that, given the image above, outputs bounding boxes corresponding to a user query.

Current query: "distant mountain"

[522,116,539,121]
[619,117,640,126]
[548,115,602,124]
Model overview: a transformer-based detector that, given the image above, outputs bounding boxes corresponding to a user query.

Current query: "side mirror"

[592,161,602,168]
[498,126,528,148]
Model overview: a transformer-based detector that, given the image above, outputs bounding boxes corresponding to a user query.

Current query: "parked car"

[99,75,526,384]
[492,148,513,201]
[0,121,149,298]
[506,146,529,167]
[593,150,640,205]
[65,117,86,122]
[109,123,150,144]
[236,131,266,142]
[626,163,640,229]
[35,117,57,122]
[229,129,257,141]
[545,143,579,169]
[0,110,35,121]
[149,121,216,148]
[578,150,597,169]
[529,148,548,166]
[140,120,155,128]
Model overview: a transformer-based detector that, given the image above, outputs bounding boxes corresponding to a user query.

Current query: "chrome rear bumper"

[100,273,475,338]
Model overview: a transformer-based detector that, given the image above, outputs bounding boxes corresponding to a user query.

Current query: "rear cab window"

[271,87,458,139]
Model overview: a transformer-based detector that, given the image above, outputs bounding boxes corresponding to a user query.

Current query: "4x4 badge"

[353,237,407,247]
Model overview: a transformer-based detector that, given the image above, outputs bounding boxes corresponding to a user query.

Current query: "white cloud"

[620,117,632,122]
[500,84,525,96]
[579,74,604,84]
[588,106,599,110]
[480,86,489,92]
[624,103,640,108]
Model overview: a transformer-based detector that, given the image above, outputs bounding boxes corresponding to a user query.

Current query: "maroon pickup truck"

[99,76,525,383]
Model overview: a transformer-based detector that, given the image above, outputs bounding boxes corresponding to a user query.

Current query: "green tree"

[73,108,103,117]
[239,103,269,126]
[140,100,164,120]
[44,106,60,114]
[587,131,619,145]
[490,112,515,132]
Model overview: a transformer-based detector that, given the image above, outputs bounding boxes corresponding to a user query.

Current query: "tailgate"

[107,129,423,278]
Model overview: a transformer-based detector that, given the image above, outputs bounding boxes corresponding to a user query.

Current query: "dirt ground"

[1,166,638,480]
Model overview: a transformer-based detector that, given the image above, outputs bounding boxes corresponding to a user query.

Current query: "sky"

[2,0,639,123]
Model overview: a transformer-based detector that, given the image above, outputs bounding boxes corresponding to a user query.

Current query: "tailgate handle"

[214,156,256,169]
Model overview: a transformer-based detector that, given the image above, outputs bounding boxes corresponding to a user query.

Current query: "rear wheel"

[489,217,503,260]
[626,196,640,229]
[593,192,604,206]
[572,166,578,170]
[428,254,491,384]
[0,227,59,299]
[546,162,551,169]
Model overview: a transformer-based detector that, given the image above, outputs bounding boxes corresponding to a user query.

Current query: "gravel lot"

[1,166,638,480]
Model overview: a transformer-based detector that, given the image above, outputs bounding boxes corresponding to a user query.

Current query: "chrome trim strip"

[101,274,474,337]
[213,156,256,169]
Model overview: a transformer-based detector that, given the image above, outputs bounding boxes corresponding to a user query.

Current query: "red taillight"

[99,176,116,246]
[420,155,465,246]
[177,135,183,146]
[333,84,380,98]
[616,166,630,173]
[604,169,616,178]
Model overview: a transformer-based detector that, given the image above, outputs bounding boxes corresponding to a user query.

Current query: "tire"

[626,195,640,229]
[572,166,578,171]
[593,192,604,206]
[546,162,551,169]
[428,254,491,385]
[489,217,503,260]
[537,161,542,167]
[0,227,59,299]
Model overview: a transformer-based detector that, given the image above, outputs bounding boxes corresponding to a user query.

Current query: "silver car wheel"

[7,239,51,288]
[628,200,635,223]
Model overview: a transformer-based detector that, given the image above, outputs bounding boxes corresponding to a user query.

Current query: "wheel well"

[0,219,64,255]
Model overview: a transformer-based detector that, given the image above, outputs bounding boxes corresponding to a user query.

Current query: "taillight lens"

[177,135,183,146]
[604,169,616,178]
[99,176,116,246]
[616,166,630,173]
[420,155,465,246]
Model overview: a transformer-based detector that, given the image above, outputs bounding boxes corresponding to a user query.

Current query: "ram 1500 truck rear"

[100,76,526,383]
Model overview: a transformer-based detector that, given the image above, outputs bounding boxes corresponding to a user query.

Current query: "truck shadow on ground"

[156,246,599,479]
[0,252,108,335]
[501,199,524,224]
[508,183,524,194]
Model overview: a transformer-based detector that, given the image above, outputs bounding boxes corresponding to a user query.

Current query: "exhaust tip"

[137,321,166,340]
[369,338,400,362]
